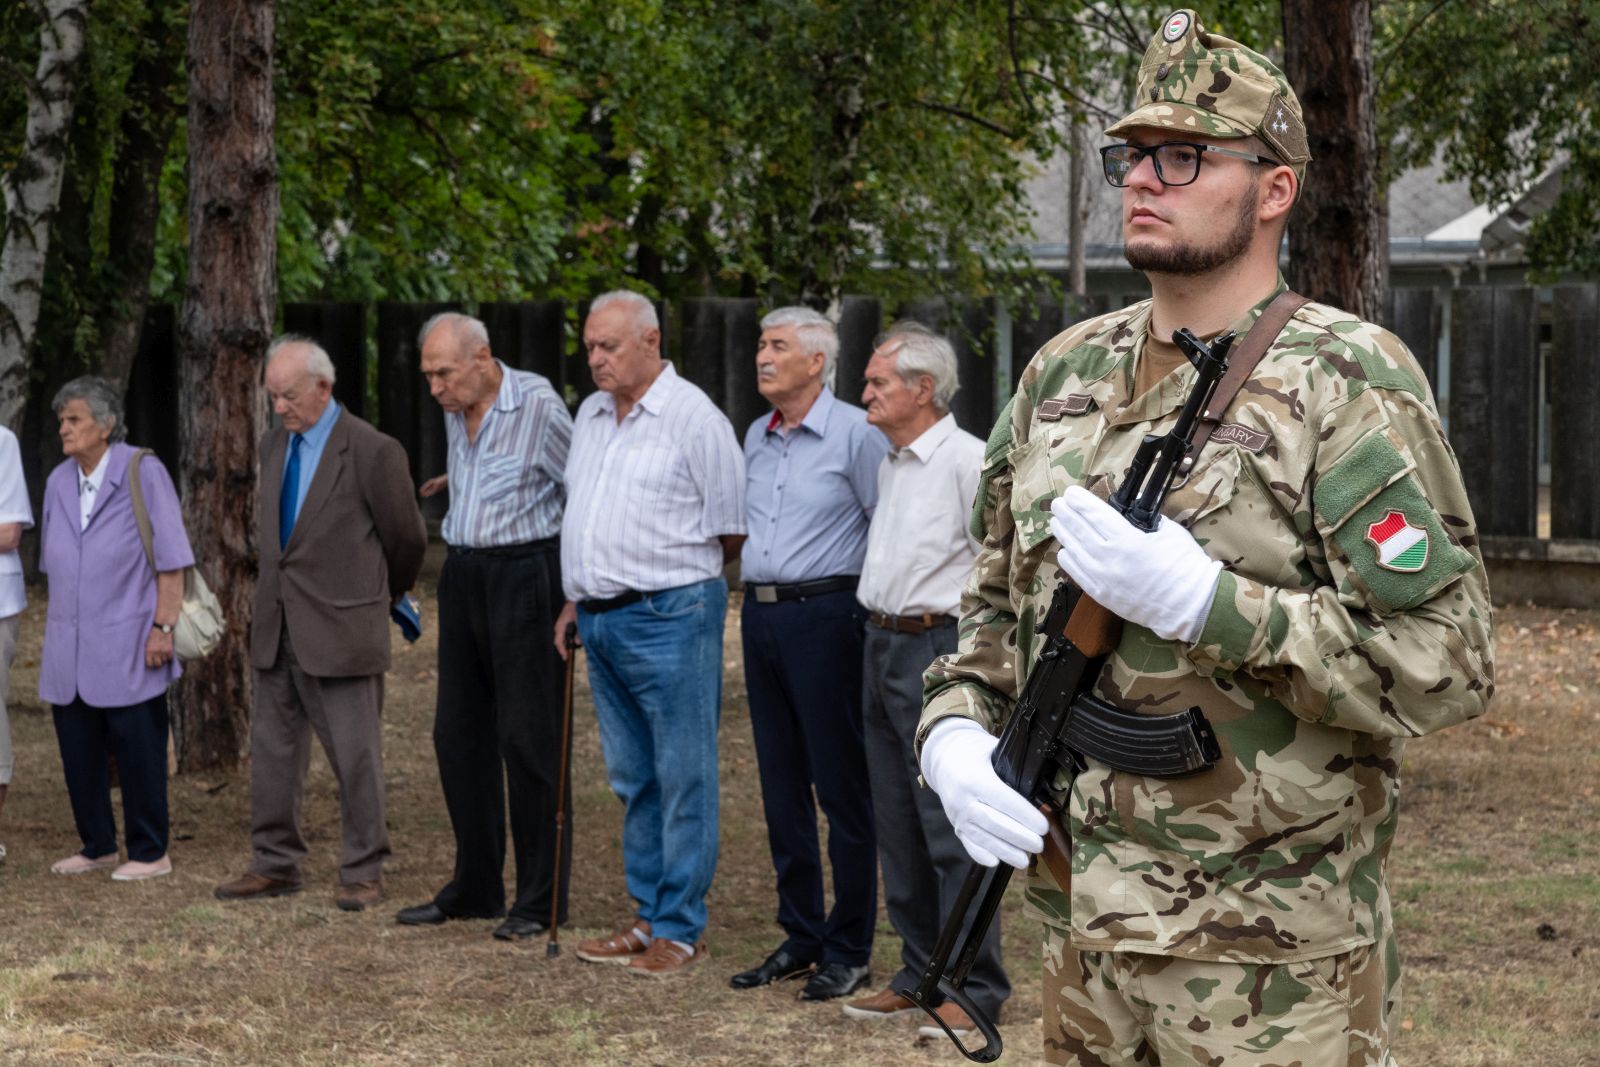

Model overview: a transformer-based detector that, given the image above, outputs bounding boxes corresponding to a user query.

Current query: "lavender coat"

[39,443,195,708]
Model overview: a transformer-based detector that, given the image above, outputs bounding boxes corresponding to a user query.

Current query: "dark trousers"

[432,544,570,922]
[742,590,876,966]
[52,693,170,863]
[862,622,1010,1020]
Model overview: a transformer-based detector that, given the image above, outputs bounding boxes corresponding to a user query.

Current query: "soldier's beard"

[1123,183,1259,276]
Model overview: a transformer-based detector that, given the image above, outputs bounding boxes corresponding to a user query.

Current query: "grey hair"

[761,306,839,390]
[418,311,491,360]
[266,334,337,384]
[877,320,960,412]
[590,290,660,331]
[53,375,128,443]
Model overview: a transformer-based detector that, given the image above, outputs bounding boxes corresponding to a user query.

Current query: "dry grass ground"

[0,578,1595,1065]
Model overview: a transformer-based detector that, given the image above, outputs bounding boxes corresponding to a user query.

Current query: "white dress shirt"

[561,362,746,600]
[0,427,32,618]
[857,413,985,618]
[78,448,110,532]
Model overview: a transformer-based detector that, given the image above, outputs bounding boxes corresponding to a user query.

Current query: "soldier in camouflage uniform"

[915,10,1495,1065]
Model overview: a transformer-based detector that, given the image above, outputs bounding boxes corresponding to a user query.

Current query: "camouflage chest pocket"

[1161,446,1243,530]
[1313,430,1477,613]
[1008,430,1066,552]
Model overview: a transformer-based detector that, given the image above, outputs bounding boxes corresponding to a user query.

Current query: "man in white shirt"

[553,289,747,978]
[0,425,32,860]
[843,321,1002,1040]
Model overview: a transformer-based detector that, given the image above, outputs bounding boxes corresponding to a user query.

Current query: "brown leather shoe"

[575,919,652,965]
[336,879,384,912]
[917,1001,978,1039]
[213,871,303,901]
[841,987,918,1021]
[625,937,706,978]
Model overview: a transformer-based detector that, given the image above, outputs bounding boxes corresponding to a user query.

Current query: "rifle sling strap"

[1180,290,1310,476]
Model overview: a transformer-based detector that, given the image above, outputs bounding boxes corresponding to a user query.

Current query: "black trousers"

[52,693,170,863]
[431,544,570,922]
[741,589,876,966]
[863,622,1010,1020]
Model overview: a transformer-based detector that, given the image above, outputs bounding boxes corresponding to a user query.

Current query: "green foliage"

[1378,0,1600,276]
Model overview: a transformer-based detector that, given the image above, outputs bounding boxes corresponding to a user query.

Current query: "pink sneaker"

[51,852,120,875]
[111,855,172,881]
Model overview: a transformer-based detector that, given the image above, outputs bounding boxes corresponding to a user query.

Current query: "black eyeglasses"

[1099,141,1282,188]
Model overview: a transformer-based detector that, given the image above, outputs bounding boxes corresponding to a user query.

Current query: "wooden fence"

[118,285,1600,599]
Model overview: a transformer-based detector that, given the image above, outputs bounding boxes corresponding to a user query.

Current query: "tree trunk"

[799,45,867,311]
[1281,0,1386,322]
[1066,119,1090,305]
[99,0,185,391]
[175,0,277,772]
[0,0,89,432]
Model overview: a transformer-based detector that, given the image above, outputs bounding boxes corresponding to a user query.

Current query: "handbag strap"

[1179,290,1310,476]
[126,448,159,577]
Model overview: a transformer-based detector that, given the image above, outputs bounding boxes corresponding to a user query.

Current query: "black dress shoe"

[799,961,870,1001]
[396,902,450,925]
[729,948,816,989]
[492,916,549,941]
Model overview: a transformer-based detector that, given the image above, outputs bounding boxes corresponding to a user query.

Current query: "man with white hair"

[394,312,574,942]
[553,289,746,978]
[728,307,888,1000]
[841,321,1002,1040]
[216,335,426,912]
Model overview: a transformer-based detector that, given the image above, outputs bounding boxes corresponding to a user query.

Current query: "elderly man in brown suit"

[215,336,427,911]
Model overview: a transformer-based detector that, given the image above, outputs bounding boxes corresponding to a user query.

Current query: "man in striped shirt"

[394,312,574,943]
[554,290,746,978]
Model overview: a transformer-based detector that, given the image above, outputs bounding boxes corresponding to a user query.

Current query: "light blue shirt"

[740,387,889,584]
[283,399,342,519]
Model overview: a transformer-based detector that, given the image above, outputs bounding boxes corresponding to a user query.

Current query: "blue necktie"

[279,433,303,549]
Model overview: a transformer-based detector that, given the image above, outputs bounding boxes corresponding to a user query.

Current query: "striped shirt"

[561,362,746,600]
[441,362,573,548]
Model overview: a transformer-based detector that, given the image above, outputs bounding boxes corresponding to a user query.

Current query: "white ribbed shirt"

[441,363,572,548]
[857,413,985,618]
[561,362,746,600]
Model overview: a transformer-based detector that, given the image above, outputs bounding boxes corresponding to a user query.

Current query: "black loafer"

[492,916,549,941]
[396,902,450,925]
[799,961,870,1001]
[729,948,816,989]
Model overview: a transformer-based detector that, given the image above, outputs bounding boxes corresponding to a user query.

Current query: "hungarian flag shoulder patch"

[1365,509,1428,572]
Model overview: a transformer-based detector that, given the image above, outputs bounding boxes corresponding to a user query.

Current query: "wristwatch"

[153,622,174,635]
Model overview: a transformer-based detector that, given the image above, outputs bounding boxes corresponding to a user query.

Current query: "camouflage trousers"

[1041,926,1398,1066]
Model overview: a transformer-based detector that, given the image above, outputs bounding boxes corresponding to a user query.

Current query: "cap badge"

[1162,11,1191,42]
[1366,509,1429,573]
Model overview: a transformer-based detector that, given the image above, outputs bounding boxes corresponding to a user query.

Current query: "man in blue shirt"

[730,307,890,1000]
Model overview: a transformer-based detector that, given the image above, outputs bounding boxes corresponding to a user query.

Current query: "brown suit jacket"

[252,409,427,678]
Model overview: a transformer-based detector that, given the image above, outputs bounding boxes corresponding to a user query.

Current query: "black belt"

[579,590,645,614]
[448,537,558,559]
[867,611,957,635]
[744,575,857,604]
[1053,693,1221,779]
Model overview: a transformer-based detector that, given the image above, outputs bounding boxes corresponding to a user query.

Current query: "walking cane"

[547,622,579,957]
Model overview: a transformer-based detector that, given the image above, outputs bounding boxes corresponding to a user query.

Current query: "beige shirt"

[857,413,984,618]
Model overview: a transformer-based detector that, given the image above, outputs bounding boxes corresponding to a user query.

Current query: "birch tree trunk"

[174,0,277,771]
[0,0,88,432]
[1282,0,1387,322]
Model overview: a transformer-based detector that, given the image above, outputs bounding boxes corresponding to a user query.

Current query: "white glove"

[920,718,1048,869]
[1048,485,1223,644]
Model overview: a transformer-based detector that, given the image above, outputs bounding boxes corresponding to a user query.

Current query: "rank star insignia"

[1366,509,1429,572]
[1273,106,1289,134]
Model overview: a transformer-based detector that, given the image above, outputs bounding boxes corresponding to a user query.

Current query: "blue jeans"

[577,578,726,945]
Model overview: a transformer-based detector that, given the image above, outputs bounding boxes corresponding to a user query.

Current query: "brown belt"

[867,611,956,635]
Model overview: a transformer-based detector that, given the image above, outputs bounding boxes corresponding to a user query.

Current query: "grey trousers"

[861,621,1010,1020]
[0,613,18,784]
[249,625,389,883]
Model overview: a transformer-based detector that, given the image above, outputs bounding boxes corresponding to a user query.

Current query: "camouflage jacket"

[920,287,1495,964]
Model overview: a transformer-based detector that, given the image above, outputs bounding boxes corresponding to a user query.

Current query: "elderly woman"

[40,376,193,881]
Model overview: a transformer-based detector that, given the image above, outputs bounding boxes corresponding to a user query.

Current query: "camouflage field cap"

[1105,9,1311,177]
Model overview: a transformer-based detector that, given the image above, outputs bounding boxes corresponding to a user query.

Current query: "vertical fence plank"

[1386,288,1441,390]
[1550,285,1600,539]
[835,296,882,403]
[377,301,458,522]
[124,303,182,473]
[283,302,369,418]
[1012,293,1068,391]
[721,298,763,436]
[481,300,565,385]
[1450,287,1538,537]
[678,298,727,412]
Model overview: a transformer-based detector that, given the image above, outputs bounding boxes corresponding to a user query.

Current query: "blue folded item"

[391,593,422,643]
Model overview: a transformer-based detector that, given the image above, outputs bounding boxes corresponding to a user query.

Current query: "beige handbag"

[128,449,225,661]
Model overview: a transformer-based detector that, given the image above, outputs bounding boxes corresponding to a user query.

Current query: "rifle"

[909,326,1235,1063]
